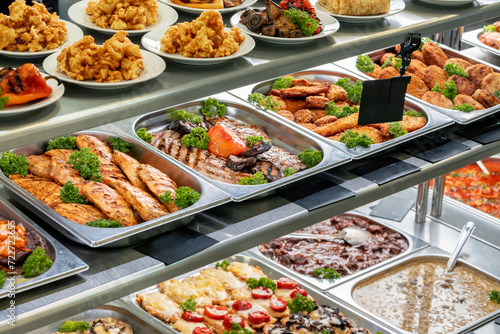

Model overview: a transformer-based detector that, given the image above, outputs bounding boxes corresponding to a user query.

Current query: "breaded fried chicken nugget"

[407,59,428,80]
[310,109,327,121]
[294,109,313,123]
[453,94,485,110]
[449,75,476,96]
[377,66,399,80]
[326,85,348,101]
[423,65,449,90]
[399,115,427,132]
[314,112,359,137]
[421,91,453,109]
[466,64,494,87]
[444,58,472,70]
[480,72,500,94]
[472,89,500,108]
[422,42,448,67]
[406,74,429,99]
[277,110,295,122]
[305,96,329,109]
[365,64,382,79]
[299,123,318,131]
[314,115,338,126]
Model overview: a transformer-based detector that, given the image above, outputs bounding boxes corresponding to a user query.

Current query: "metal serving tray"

[463,28,500,59]
[327,247,500,334]
[123,253,396,334]
[0,125,231,247]
[335,43,500,124]
[248,212,429,291]
[26,303,164,334]
[0,196,88,299]
[118,92,351,201]
[229,63,454,159]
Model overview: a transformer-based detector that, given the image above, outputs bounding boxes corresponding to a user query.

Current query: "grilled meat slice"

[257,146,307,172]
[52,202,107,225]
[82,181,138,226]
[44,149,75,162]
[49,157,86,192]
[240,9,268,32]
[223,0,242,6]
[9,174,62,208]
[106,178,170,221]
[76,134,112,162]
[265,0,301,38]
[137,164,180,213]
[100,161,129,187]
[251,161,283,182]
[112,150,149,191]
[150,131,169,150]
[208,117,271,142]
[27,155,52,178]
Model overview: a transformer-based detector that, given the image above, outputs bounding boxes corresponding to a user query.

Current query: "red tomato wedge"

[223,315,246,330]
[277,277,299,290]
[207,124,246,159]
[182,311,204,322]
[204,305,229,320]
[290,288,308,298]
[248,310,270,324]
[269,297,287,312]
[193,327,212,334]
[232,299,252,311]
[252,287,273,299]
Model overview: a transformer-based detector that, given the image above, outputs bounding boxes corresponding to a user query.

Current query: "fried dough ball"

[453,94,485,110]
[423,65,449,90]
[277,110,295,122]
[407,59,428,80]
[294,109,314,123]
[365,64,382,79]
[406,74,429,99]
[326,85,348,101]
[449,75,476,96]
[480,72,500,94]
[466,64,494,87]
[444,58,472,70]
[421,91,453,109]
[86,0,158,30]
[422,42,448,67]
[472,89,500,108]
[377,66,399,80]
[314,115,338,126]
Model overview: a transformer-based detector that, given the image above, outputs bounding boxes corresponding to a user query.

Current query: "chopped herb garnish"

[452,103,475,113]
[287,294,316,314]
[175,109,202,123]
[325,103,359,119]
[431,83,441,92]
[238,172,268,185]
[136,128,153,143]
[0,95,7,110]
[181,127,210,150]
[284,8,318,36]
[313,267,341,279]
[174,186,200,209]
[493,90,500,99]
[59,321,90,333]
[335,78,363,104]
[200,97,226,117]
[46,136,77,150]
[271,76,294,90]
[298,149,322,168]
[159,190,172,204]
[108,137,131,153]
[381,56,402,70]
[246,277,277,292]
[21,247,53,278]
[339,130,374,149]
[215,259,231,271]
[356,55,375,73]
[283,167,296,177]
[248,93,280,112]
[180,297,197,311]
[67,147,101,182]
[403,110,423,117]
[246,136,271,146]
[443,62,469,78]
[441,80,458,101]
[489,290,500,303]
[389,122,408,138]
[0,151,29,177]
[86,218,124,228]
[60,181,88,204]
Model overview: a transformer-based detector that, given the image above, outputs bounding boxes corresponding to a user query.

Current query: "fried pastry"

[170,0,224,9]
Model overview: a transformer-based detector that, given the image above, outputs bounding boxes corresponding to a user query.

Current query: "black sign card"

[454,121,500,145]
[357,76,411,125]
[348,156,420,185]
[403,133,471,163]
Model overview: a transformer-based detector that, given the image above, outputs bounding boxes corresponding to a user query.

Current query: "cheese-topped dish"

[318,0,390,16]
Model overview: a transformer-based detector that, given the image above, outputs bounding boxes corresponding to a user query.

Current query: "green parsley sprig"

[0,270,5,289]
[223,323,253,334]
[108,137,131,153]
[441,80,458,101]
[283,8,318,36]
[248,93,280,112]
[59,321,90,333]
[46,136,77,150]
[181,128,210,150]
[173,186,200,209]
[174,109,202,123]
[325,103,359,119]
[452,103,475,113]
[381,56,402,70]
[200,97,226,117]
[0,95,7,110]
[136,128,153,143]
[389,122,408,138]
[246,277,276,292]
[489,290,500,303]
[60,181,88,204]
[483,24,497,33]
[335,78,363,104]
[403,110,423,117]
[86,218,124,228]
[443,63,469,78]
[283,167,296,177]
[22,247,53,278]
[298,149,322,168]
[180,297,197,311]
[271,76,294,90]
[0,151,29,177]
[313,267,341,279]
[493,90,500,99]
[356,55,375,73]
[246,136,270,146]
[238,172,268,185]
[67,147,102,182]
[339,130,374,149]
[287,294,316,314]
[215,259,231,271]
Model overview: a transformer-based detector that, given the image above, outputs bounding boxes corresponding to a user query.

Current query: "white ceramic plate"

[0,21,83,58]
[230,10,339,44]
[315,0,405,23]
[415,0,475,6]
[68,0,178,36]
[141,27,255,65]
[42,50,166,89]
[0,79,65,116]
[462,28,500,58]
[161,0,258,14]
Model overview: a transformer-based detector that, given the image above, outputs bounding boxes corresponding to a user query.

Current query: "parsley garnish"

[443,63,469,78]
[283,167,296,177]
[59,321,90,333]
[298,149,322,168]
[67,147,101,182]
[248,93,280,112]
[175,109,201,123]
[431,83,441,92]
[339,130,374,149]
[223,323,253,334]
[174,186,200,209]
[488,290,500,303]
[0,151,29,177]
[381,56,402,69]
[325,103,359,118]
[86,218,124,228]
[441,80,458,101]
[356,55,375,73]
[181,128,210,150]
[403,110,423,117]
[483,24,497,33]
[335,78,363,104]
[180,297,197,311]
[272,76,294,90]
[246,136,270,146]
[136,128,153,143]
[0,95,7,110]
[418,37,435,51]
[389,122,408,138]
[246,277,277,292]
[283,8,318,36]
[108,137,131,153]
[287,294,316,314]
[0,270,5,289]
[452,103,475,113]
[46,136,77,150]
[200,97,226,117]
[60,181,88,204]
[215,259,231,271]
[21,247,53,278]
[313,267,341,279]
[238,172,268,185]
[493,90,500,99]
[159,190,172,204]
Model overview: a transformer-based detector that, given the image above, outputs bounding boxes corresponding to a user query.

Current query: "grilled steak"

[209,117,271,142]
[257,146,307,172]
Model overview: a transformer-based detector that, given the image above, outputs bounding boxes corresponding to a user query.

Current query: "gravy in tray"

[352,259,500,334]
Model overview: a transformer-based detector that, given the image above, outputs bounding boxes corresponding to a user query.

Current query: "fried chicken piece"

[466,64,494,87]
[52,202,107,225]
[112,150,148,191]
[277,83,331,98]
[380,53,396,65]
[330,126,385,144]
[294,109,313,123]
[278,98,308,114]
[472,88,500,108]
[326,84,348,101]
[270,95,287,110]
[49,157,86,192]
[421,91,453,109]
[422,42,448,67]
[299,123,318,131]
[365,64,382,79]
[314,115,338,126]
[45,149,75,162]
[75,134,112,162]
[9,174,62,208]
[400,115,427,132]
[310,109,327,121]
[453,94,485,110]
[100,161,130,187]
[444,58,472,70]
[376,66,399,80]
[407,73,429,99]
[423,65,449,90]
[480,72,500,94]
[305,96,330,109]
[291,78,313,86]
[314,112,359,137]
[449,74,476,96]
[407,59,428,80]
[335,100,350,108]
[479,31,500,49]
[137,164,179,213]
[277,110,295,122]
[27,155,52,178]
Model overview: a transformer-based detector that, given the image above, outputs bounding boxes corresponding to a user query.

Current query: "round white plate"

[415,0,475,6]
[315,0,405,23]
[141,27,255,65]
[161,0,258,14]
[42,50,166,89]
[0,78,65,116]
[0,20,83,58]
[230,10,339,44]
[68,0,178,36]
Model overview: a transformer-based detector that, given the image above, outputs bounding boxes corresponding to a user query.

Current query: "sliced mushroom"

[167,120,195,135]
[251,161,283,182]
[226,154,257,171]
[239,140,272,158]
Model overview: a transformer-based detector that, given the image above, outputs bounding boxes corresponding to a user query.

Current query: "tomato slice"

[232,300,252,311]
[290,288,308,299]
[277,277,299,290]
[269,297,287,312]
[182,311,204,322]
[204,305,229,320]
[248,310,270,324]
[193,327,212,334]
[223,315,246,330]
[252,287,273,299]
[207,124,246,159]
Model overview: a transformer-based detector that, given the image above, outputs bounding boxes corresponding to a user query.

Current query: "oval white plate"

[42,50,166,89]
[230,10,339,44]
[0,78,65,116]
[0,20,83,59]
[416,0,475,6]
[68,0,178,36]
[141,27,255,65]
[315,0,405,23]
[161,0,257,14]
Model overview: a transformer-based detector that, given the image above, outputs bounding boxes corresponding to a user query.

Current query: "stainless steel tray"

[248,212,429,291]
[463,28,500,58]
[26,302,164,334]
[0,125,231,247]
[122,253,396,334]
[229,63,454,159]
[335,43,500,124]
[327,247,500,334]
[116,92,351,201]
[0,196,88,299]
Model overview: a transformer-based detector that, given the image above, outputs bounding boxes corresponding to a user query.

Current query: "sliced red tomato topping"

[232,299,252,311]
[252,286,273,299]
[223,315,245,330]
[204,305,229,320]
[277,277,299,290]
[182,311,204,322]
[290,288,308,298]
[269,297,287,312]
[193,327,212,334]
[248,310,270,324]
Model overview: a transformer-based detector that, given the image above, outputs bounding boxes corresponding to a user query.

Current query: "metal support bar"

[431,175,445,218]
[415,181,430,223]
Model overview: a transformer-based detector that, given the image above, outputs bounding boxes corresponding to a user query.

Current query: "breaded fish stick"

[314,113,359,137]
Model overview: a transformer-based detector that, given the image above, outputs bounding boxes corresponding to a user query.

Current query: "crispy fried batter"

[407,59,428,80]
[411,50,425,63]
[466,64,494,87]
[422,42,448,67]
[376,66,399,80]
[310,109,327,122]
[480,72,500,94]
[472,88,500,108]
[444,58,472,70]
[406,73,429,99]
[365,64,382,79]
[86,0,158,30]
[326,85,348,101]
[277,82,331,98]
[278,98,308,114]
[423,65,449,90]
[449,75,476,96]
[453,94,485,110]
[421,91,453,109]
[305,95,329,109]
[400,115,427,132]
[294,109,313,123]
[314,115,338,126]
[380,52,396,65]
[330,126,385,144]
[277,110,295,122]
[313,113,359,137]
[299,123,318,131]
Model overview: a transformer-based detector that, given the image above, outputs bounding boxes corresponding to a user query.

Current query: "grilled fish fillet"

[105,178,169,221]
[27,155,52,178]
[257,146,307,172]
[137,164,180,213]
[112,150,149,191]
[9,174,62,208]
[52,202,107,225]
[76,134,112,162]
[44,149,75,162]
[49,157,86,192]
[82,181,138,226]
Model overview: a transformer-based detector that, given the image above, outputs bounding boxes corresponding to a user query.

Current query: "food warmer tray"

[122,253,397,334]
[335,43,500,125]
[0,196,88,299]
[114,92,351,202]
[462,28,500,59]
[327,246,500,334]
[247,212,429,291]
[0,125,231,248]
[26,302,164,334]
[229,63,454,159]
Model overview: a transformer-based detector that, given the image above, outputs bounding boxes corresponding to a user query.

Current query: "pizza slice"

[136,290,183,323]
